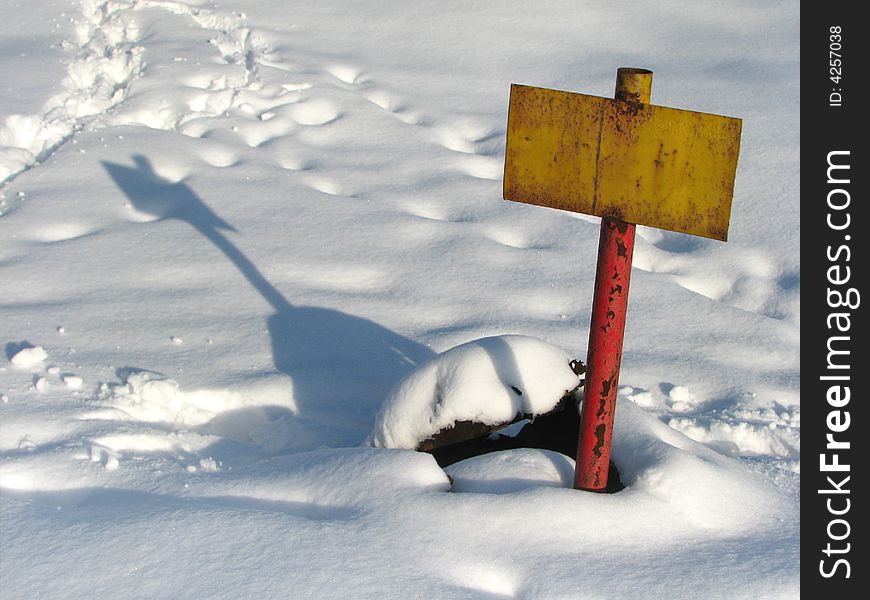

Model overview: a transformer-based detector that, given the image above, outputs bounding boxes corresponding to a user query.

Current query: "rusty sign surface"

[503,84,742,241]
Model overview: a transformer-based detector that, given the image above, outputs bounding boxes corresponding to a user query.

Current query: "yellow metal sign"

[503,84,742,241]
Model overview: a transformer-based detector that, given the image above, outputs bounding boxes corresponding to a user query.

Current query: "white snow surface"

[368,335,580,449]
[1,0,799,598]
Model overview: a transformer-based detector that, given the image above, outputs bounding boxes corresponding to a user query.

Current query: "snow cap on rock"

[9,345,48,368]
[367,335,580,450]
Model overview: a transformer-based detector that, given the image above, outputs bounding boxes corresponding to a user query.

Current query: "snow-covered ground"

[1,1,799,597]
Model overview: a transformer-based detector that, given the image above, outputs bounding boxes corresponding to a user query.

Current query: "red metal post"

[574,216,636,491]
[574,68,652,492]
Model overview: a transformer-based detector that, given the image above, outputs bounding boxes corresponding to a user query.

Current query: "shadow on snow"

[101,155,434,449]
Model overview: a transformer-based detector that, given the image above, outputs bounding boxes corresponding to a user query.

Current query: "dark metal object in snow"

[416,360,623,493]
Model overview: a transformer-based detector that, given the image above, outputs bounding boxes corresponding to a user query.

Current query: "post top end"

[617,67,653,75]
[614,68,653,104]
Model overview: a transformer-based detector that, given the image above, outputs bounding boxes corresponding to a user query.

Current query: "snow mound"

[443,399,793,532]
[367,335,580,449]
[97,369,281,433]
[612,399,791,530]
[9,345,48,367]
[446,448,575,494]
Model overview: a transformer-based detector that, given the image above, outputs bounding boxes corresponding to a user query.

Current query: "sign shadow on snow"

[101,155,434,448]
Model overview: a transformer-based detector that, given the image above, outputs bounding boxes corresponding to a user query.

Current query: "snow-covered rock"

[9,345,48,367]
[367,335,580,449]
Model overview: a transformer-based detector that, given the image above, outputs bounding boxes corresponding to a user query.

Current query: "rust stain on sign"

[503,84,742,241]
